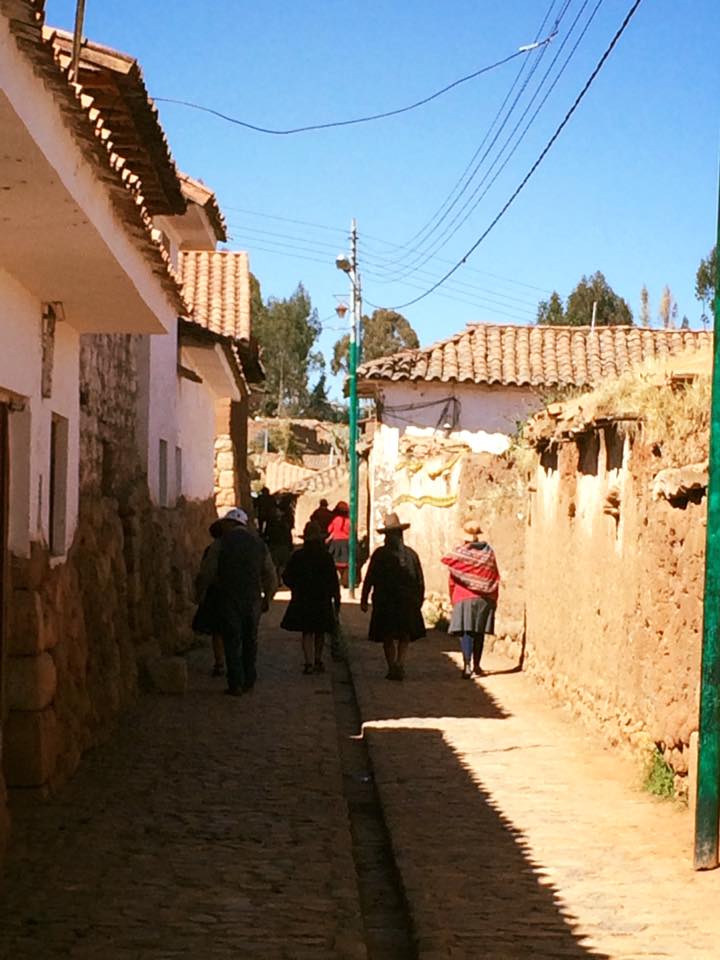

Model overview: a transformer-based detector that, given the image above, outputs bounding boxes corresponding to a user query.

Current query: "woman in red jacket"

[441,520,500,679]
[326,500,351,587]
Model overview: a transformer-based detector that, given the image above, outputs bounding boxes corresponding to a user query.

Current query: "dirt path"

[343,602,720,959]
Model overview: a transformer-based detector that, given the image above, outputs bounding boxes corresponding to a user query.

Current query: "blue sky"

[47,1,719,397]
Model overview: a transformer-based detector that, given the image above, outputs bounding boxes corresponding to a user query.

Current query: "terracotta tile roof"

[45,27,186,216]
[179,251,251,342]
[357,323,712,389]
[179,173,227,244]
[1,1,186,311]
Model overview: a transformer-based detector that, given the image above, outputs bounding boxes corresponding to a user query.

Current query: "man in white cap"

[204,507,277,695]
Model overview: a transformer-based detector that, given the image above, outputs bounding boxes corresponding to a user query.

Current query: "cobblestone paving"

[345,605,720,960]
[0,602,366,960]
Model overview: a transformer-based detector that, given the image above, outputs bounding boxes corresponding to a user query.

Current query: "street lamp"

[335,220,361,597]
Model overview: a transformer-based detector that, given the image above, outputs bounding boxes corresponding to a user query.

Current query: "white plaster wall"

[379,381,542,443]
[177,376,215,501]
[0,18,177,335]
[0,266,79,557]
[141,326,179,506]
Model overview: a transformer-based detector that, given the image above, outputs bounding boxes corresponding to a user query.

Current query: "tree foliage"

[253,282,323,416]
[536,291,565,325]
[536,272,632,327]
[696,246,717,321]
[331,308,419,375]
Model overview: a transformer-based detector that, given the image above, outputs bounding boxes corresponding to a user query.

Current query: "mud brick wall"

[525,427,705,783]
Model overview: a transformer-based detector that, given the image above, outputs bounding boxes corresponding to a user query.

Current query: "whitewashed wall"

[0,266,79,558]
[377,381,541,448]
[177,375,215,501]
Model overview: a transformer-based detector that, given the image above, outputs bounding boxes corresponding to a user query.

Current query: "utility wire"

[381,0,600,281]
[382,0,567,262]
[154,39,556,136]
[227,220,539,307]
[227,225,538,316]
[378,0,644,310]
[222,206,552,293]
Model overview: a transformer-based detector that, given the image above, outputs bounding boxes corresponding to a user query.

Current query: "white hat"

[223,507,248,525]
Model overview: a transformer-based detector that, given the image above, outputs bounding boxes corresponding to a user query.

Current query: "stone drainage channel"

[329,657,416,960]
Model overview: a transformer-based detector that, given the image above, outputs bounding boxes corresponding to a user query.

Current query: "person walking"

[192,516,228,677]
[309,498,333,537]
[327,500,351,587]
[254,486,275,537]
[265,504,294,578]
[441,520,500,679]
[360,512,425,681]
[213,507,278,696]
[281,520,340,675]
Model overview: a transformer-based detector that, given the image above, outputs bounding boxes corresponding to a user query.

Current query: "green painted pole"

[348,219,359,598]
[694,173,720,870]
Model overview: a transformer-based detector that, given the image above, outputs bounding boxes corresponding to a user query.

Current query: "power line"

[381,0,645,310]
[227,226,538,316]
[235,236,534,322]
[222,207,552,294]
[227,221,539,307]
[381,0,602,282]
[154,39,555,136]
[381,0,568,265]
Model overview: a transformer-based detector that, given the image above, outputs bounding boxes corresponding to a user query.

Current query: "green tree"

[640,285,650,327]
[303,374,344,422]
[536,291,565,325]
[331,308,419,375]
[253,283,322,416]
[696,246,717,322]
[564,271,633,326]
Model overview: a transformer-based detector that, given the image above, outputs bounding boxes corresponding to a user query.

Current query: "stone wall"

[2,332,215,800]
[214,397,251,513]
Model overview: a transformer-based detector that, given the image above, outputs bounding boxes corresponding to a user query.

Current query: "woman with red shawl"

[326,500,351,587]
[441,520,500,679]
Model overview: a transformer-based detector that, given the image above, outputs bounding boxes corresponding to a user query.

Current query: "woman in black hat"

[360,512,425,681]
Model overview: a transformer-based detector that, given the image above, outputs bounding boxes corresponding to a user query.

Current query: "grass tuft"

[643,747,676,799]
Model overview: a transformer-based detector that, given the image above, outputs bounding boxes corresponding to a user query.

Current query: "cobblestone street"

[2,599,720,959]
[0,601,367,960]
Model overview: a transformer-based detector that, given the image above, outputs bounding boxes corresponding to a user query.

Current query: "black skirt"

[328,538,349,566]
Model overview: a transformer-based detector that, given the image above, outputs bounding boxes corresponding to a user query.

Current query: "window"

[158,439,168,507]
[175,446,182,501]
[49,415,68,555]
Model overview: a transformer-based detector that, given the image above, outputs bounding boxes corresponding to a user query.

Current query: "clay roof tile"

[356,322,711,390]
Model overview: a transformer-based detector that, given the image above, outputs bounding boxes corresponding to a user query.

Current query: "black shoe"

[212,664,225,678]
[225,687,243,697]
[314,661,325,674]
[461,664,472,679]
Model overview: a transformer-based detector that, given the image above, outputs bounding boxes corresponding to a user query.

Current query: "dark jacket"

[281,542,340,634]
[217,526,277,612]
[361,541,426,642]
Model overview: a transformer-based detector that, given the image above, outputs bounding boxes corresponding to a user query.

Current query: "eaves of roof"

[179,172,227,244]
[45,27,186,217]
[1,0,186,312]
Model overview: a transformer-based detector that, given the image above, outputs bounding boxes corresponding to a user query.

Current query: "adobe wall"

[525,426,705,786]
[3,334,214,799]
